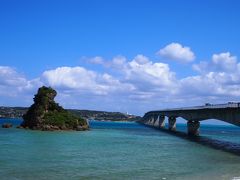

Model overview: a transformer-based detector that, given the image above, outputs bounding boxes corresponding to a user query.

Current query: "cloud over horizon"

[0,44,239,115]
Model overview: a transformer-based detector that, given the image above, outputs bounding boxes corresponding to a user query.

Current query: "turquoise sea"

[1,118,240,180]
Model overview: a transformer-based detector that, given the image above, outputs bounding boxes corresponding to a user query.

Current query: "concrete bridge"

[140,102,240,136]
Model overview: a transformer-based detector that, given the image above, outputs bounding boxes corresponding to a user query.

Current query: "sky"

[0,0,240,116]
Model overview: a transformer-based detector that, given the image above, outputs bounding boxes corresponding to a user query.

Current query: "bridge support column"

[168,117,176,131]
[153,115,159,127]
[145,116,149,125]
[187,121,200,136]
[159,115,165,128]
[150,116,155,125]
[147,116,154,125]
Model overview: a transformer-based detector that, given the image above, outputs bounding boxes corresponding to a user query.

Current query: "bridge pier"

[145,116,150,125]
[146,116,153,125]
[187,121,200,136]
[168,117,176,131]
[153,115,159,127]
[147,117,152,125]
[158,115,165,128]
[151,116,155,125]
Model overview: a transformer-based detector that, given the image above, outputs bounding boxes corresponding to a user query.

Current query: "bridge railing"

[203,102,240,109]
[150,102,240,112]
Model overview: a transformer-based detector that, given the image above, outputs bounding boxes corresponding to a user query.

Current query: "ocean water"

[0,119,240,180]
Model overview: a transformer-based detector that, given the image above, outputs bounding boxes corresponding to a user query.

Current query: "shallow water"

[0,119,240,180]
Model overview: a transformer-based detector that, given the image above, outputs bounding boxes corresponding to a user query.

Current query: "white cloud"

[184,52,240,102]
[193,52,238,73]
[180,72,240,99]
[132,54,149,65]
[42,67,97,90]
[89,54,177,89]
[88,56,105,65]
[42,66,135,95]
[0,66,40,105]
[158,42,195,63]
[124,55,177,94]
[109,55,127,70]
[1,49,240,115]
[212,52,237,72]
[0,66,27,87]
[88,55,127,69]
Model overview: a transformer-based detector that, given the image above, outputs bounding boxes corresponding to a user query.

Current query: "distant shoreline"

[0,117,137,123]
[0,107,142,122]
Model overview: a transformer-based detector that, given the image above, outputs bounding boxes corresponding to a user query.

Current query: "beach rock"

[16,125,24,129]
[76,125,89,131]
[76,125,83,131]
[2,123,13,128]
[21,86,89,131]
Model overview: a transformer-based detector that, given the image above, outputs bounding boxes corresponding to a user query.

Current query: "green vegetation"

[21,86,88,131]
[44,111,86,128]
[69,110,141,121]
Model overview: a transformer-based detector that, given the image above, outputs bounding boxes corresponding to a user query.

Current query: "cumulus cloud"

[88,55,127,69]
[180,72,240,100]
[88,56,105,65]
[193,52,238,73]
[0,66,41,93]
[157,42,195,63]
[42,66,135,95]
[42,67,98,90]
[123,55,177,94]
[0,66,41,105]
[1,49,240,114]
[0,66,27,87]
[212,52,237,72]
[88,54,177,97]
[183,52,240,103]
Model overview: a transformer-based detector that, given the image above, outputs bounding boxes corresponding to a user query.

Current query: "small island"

[21,86,89,131]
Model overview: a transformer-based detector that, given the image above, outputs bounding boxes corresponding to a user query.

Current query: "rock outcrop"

[2,123,13,128]
[21,86,89,131]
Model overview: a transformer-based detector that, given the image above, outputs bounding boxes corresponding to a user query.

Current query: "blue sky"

[0,0,240,116]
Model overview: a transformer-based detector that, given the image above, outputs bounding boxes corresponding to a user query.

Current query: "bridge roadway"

[141,102,240,136]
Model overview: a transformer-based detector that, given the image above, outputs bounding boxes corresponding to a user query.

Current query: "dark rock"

[41,125,52,131]
[76,125,89,131]
[2,123,13,128]
[51,125,60,130]
[76,125,84,131]
[16,125,23,129]
[60,125,67,130]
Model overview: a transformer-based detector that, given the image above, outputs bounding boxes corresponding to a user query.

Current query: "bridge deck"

[142,102,240,135]
[149,102,240,113]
